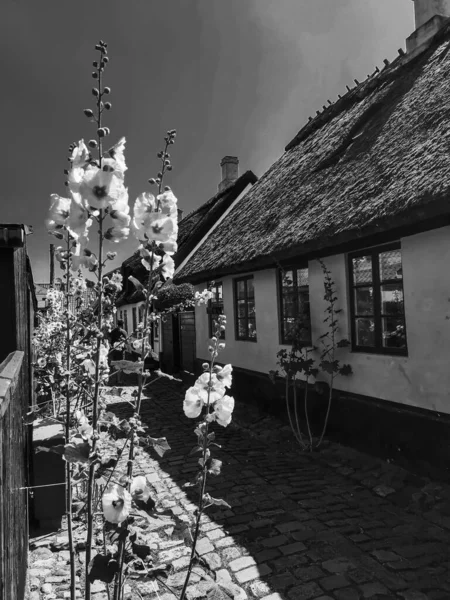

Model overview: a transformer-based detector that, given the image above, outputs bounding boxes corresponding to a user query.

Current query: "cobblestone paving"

[27,380,450,599]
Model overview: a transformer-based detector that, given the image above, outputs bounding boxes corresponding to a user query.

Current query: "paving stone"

[322,557,356,574]
[287,582,323,599]
[221,546,242,561]
[235,564,272,583]
[280,541,306,555]
[335,589,361,600]
[320,575,350,591]
[229,556,256,572]
[255,548,281,563]
[249,580,273,598]
[262,535,289,548]
[203,552,222,570]
[359,582,389,598]
[195,537,215,556]
[294,565,326,582]
[261,594,286,600]
[398,592,430,600]
[371,549,402,562]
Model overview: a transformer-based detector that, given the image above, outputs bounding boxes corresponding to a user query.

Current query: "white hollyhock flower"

[79,164,128,209]
[213,395,235,427]
[216,364,232,388]
[194,372,226,404]
[141,253,161,271]
[68,140,90,193]
[157,190,178,218]
[161,237,178,255]
[161,254,175,280]
[102,484,132,524]
[67,193,92,240]
[130,476,151,502]
[183,386,204,419]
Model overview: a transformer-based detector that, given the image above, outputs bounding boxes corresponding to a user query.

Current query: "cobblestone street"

[28,380,450,599]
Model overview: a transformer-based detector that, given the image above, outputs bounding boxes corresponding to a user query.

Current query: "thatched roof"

[116,170,257,305]
[175,25,450,284]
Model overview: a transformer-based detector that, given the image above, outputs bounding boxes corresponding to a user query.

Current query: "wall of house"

[195,225,450,416]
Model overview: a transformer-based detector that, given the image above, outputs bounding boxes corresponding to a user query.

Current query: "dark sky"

[1,0,413,282]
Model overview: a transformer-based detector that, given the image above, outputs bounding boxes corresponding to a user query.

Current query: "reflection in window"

[234,276,257,341]
[279,267,312,346]
[349,246,407,354]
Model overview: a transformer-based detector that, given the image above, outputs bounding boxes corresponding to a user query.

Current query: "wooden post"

[50,244,55,287]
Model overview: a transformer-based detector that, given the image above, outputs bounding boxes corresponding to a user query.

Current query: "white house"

[174,0,450,467]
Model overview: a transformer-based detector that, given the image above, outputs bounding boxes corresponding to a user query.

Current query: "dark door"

[179,311,196,374]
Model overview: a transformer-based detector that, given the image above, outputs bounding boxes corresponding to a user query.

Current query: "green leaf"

[128,275,144,292]
[189,445,203,456]
[320,360,339,374]
[203,493,231,509]
[146,436,171,457]
[339,363,353,376]
[131,541,151,560]
[64,435,91,464]
[337,339,351,348]
[88,553,119,584]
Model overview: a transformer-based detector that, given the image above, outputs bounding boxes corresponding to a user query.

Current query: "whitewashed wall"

[116,301,161,355]
[195,225,450,415]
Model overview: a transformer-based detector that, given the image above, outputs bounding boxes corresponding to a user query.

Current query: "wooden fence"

[0,351,28,600]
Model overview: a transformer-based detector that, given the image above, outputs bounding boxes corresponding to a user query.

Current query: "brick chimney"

[218,156,239,192]
[406,0,450,54]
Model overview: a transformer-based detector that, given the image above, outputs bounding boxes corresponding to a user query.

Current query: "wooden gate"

[179,311,196,374]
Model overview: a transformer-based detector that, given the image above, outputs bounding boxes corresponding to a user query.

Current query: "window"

[279,267,311,346]
[123,309,128,332]
[207,282,225,339]
[349,244,407,355]
[234,276,257,341]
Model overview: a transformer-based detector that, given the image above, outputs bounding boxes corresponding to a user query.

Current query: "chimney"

[218,156,239,192]
[406,0,450,54]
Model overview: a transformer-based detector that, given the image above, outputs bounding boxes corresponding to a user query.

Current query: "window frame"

[348,242,408,356]
[207,281,225,339]
[233,276,257,342]
[277,265,312,347]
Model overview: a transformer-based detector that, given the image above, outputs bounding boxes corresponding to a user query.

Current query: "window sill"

[236,337,258,343]
[351,346,408,358]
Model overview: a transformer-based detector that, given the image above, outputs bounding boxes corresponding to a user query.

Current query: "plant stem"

[179,356,216,600]
[304,373,313,449]
[292,375,305,447]
[85,50,105,600]
[65,236,76,600]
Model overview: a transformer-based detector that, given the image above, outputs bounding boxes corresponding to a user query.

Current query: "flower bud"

[102,56,109,64]
[92,88,99,97]
[164,186,171,191]
[93,61,98,67]
[104,127,110,135]
[95,44,102,51]
[88,140,98,149]
[92,72,98,79]
[148,178,156,185]
[97,128,106,138]
[104,87,111,94]
[202,362,209,371]
[84,109,94,118]
[218,343,226,350]
[167,165,173,171]
[64,169,69,175]
[104,102,112,110]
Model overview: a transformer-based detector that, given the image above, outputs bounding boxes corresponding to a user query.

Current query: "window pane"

[382,317,407,349]
[237,300,246,318]
[247,318,257,339]
[379,249,402,281]
[352,255,372,284]
[237,318,247,338]
[283,318,295,342]
[354,286,374,315]
[355,318,375,347]
[247,278,255,298]
[381,283,404,316]
[282,293,296,317]
[248,299,256,317]
[297,268,309,286]
[236,280,245,299]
